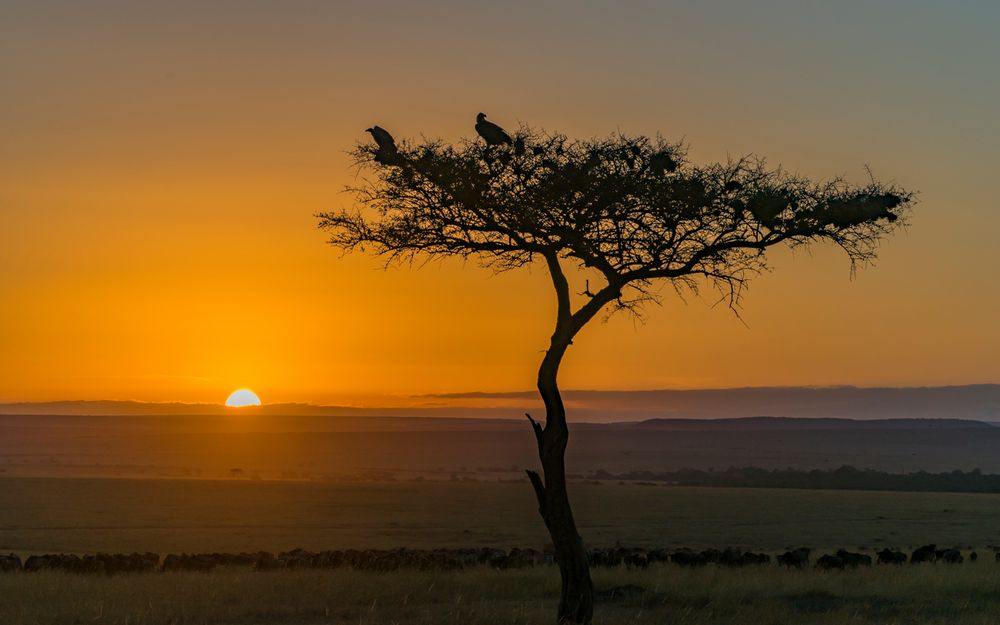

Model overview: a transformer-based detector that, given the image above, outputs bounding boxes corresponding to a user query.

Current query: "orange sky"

[2,1,998,404]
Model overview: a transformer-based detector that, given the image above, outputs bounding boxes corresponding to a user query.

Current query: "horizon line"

[2,382,999,408]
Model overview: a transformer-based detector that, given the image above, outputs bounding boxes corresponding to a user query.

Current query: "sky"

[1,0,998,405]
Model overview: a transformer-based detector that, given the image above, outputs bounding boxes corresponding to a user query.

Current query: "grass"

[5,477,1000,623]
[4,563,1000,624]
[3,477,1000,554]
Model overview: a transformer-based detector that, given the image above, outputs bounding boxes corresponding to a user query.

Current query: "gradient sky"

[2,1,998,404]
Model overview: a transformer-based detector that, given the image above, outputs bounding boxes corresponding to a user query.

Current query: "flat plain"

[6,414,1000,624]
[3,477,1000,554]
[5,564,1000,625]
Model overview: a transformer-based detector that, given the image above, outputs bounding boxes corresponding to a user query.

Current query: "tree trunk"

[527,346,594,624]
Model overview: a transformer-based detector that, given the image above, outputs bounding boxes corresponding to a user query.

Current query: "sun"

[225,389,262,407]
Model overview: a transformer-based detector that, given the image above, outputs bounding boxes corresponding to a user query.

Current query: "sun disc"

[225,389,261,407]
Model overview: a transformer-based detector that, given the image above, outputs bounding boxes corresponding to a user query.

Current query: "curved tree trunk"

[526,252,619,624]
[526,338,594,623]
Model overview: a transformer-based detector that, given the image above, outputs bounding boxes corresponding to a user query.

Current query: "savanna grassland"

[6,415,1000,624]
[4,478,1000,554]
[5,561,1000,624]
[5,477,1000,624]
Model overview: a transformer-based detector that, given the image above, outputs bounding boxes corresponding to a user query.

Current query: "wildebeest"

[1,543,992,575]
[836,550,872,567]
[623,552,649,569]
[0,554,21,572]
[937,548,963,564]
[911,544,938,563]
[777,548,811,569]
[816,554,845,570]
[161,553,215,572]
[718,548,770,567]
[669,549,708,568]
[876,549,907,565]
[970,551,978,562]
[24,554,81,572]
[645,549,671,564]
[742,552,771,565]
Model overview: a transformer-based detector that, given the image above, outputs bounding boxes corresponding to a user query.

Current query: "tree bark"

[525,254,607,625]
[526,346,593,624]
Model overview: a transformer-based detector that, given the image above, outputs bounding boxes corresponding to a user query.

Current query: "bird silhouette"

[475,113,513,146]
[366,126,400,164]
[648,151,678,175]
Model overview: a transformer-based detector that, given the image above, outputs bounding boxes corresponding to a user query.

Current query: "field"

[6,471,1000,623]
[5,414,1000,484]
[5,564,1000,624]
[4,477,1000,554]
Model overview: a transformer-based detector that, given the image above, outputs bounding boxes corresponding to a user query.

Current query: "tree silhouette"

[318,122,912,624]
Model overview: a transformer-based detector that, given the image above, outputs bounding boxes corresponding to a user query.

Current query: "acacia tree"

[318,124,912,624]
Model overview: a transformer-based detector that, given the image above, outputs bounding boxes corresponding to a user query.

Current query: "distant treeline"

[587,465,1000,493]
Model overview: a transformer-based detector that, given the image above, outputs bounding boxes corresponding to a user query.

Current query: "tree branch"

[525,469,547,516]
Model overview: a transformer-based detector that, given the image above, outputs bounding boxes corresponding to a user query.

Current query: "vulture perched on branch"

[366,126,399,164]
[475,112,513,146]
[648,151,678,175]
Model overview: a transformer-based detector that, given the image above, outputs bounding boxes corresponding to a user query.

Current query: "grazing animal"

[836,549,872,567]
[911,544,938,564]
[475,113,513,146]
[742,552,771,565]
[365,126,400,164]
[718,547,744,566]
[937,548,963,564]
[876,548,907,565]
[645,549,671,564]
[777,548,811,569]
[816,554,845,570]
[0,554,21,573]
[623,552,648,569]
[970,551,978,562]
[670,550,707,568]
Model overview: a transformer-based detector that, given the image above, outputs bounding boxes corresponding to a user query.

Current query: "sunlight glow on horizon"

[2,1,998,403]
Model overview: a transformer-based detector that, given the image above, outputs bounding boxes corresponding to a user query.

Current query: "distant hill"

[429,385,1000,421]
[3,384,999,422]
[5,406,1000,478]
[631,416,995,430]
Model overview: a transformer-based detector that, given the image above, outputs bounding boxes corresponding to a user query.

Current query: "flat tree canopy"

[320,128,910,319]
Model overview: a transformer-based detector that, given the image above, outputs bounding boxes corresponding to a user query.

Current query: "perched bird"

[475,113,513,146]
[366,126,396,154]
[365,126,399,164]
[513,136,526,156]
[648,151,679,175]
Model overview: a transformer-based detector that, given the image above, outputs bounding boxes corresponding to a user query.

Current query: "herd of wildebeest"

[0,544,992,575]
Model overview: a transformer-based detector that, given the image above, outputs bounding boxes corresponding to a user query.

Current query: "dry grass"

[5,477,1000,623]
[4,478,1000,554]
[4,563,1000,624]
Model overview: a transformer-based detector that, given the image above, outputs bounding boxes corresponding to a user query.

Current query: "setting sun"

[225,389,261,408]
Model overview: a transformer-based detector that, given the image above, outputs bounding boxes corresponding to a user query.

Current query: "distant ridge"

[1,384,999,422]
[632,416,995,430]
